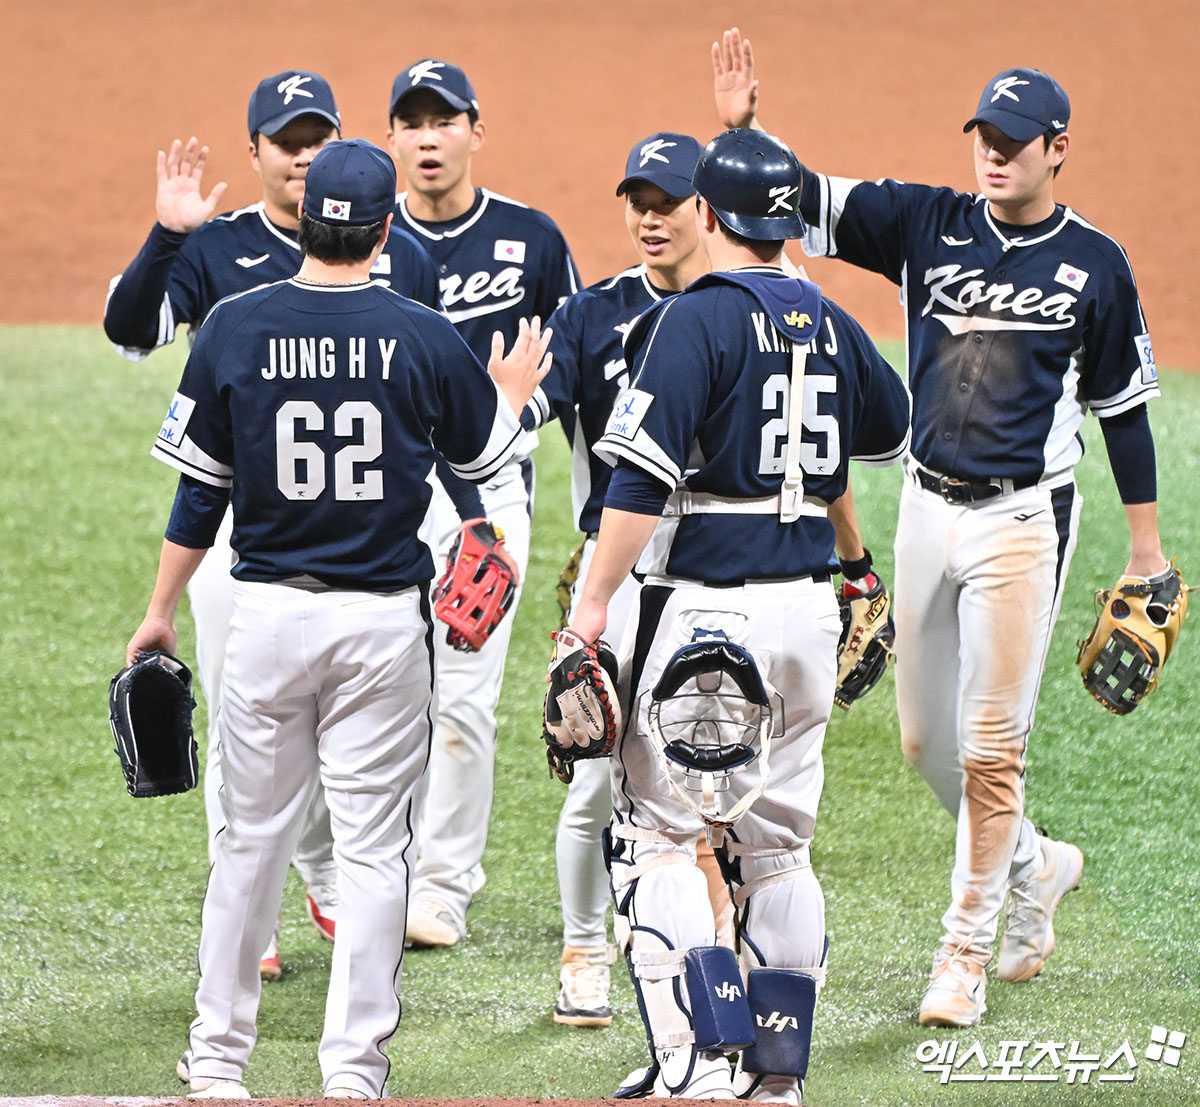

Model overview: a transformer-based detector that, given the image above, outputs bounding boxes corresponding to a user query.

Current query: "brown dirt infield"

[5,0,1199,369]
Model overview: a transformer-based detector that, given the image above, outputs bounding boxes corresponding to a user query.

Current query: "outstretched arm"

[487,316,554,416]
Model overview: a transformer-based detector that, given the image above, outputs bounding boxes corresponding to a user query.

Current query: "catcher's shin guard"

[741,968,819,1079]
[610,849,740,1097]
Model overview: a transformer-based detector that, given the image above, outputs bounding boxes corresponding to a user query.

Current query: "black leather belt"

[914,466,1038,506]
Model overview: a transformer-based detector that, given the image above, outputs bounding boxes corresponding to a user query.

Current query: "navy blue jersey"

[800,175,1160,481]
[151,278,522,590]
[105,203,440,357]
[532,264,669,533]
[596,268,910,583]
[394,188,580,361]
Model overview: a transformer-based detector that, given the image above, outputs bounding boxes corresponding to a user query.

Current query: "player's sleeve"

[428,319,526,482]
[594,297,708,489]
[1078,246,1161,417]
[526,293,584,429]
[164,474,230,549]
[798,171,937,286]
[432,454,487,520]
[1100,404,1157,504]
[832,302,912,464]
[149,317,234,487]
[103,223,198,359]
[385,227,441,310]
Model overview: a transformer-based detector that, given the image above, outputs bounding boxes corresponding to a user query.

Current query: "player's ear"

[379,212,394,248]
[471,119,486,154]
[1050,131,1069,166]
[248,136,260,171]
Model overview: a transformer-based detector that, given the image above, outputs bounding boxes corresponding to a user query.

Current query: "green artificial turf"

[0,326,1196,1104]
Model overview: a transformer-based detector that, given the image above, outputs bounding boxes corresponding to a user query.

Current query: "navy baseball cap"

[390,59,479,118]
[963,68,1070,142]
[248,70,340,138]
[616,133,703,198]
[302,140,397,225]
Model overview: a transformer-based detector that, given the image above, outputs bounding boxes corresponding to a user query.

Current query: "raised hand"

[713,26,759,130]
[155,137,228,234]
[488,316,554,415]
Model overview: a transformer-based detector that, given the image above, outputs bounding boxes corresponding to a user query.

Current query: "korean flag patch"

[494,239,526,264]
[323,197,352,222]
[1054,262,1089,292]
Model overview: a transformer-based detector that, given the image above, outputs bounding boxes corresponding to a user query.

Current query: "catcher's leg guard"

[717,841,826,1103]
[609,831,740,1098]
[741,969,819,1079]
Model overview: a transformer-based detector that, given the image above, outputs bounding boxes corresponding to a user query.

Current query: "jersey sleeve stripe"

[446,387,526,482]
[150,439,233,489]
[850,430,911,467]
[594,433,679,489]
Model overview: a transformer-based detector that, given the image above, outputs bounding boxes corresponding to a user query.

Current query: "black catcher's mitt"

[543,628,622,783]
[433,518,520,652]
[1077,562,1189,714]
[108,650,198,798]
[835,566,895,711]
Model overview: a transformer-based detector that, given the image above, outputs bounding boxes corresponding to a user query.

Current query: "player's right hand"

[156,137,228,235]
[713,27,759,130]
[488,316,553,416]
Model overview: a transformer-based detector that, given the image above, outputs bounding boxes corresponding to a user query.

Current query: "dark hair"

[696,197,784,254]
[298,214,386,262]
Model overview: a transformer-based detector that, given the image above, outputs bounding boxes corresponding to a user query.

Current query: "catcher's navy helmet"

[692,128,807,241]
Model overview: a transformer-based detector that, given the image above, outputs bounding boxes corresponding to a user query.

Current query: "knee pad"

[742,968,819,1079]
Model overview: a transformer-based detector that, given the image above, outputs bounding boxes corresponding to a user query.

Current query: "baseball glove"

[555,537,587,631]
[543,628,622,783]
[108,650,198,798]
[1077,562,1189,714]
[835,569,895,711]
[433,518,519,652]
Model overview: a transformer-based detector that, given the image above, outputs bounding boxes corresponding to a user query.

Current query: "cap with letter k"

[963,67,1070,142]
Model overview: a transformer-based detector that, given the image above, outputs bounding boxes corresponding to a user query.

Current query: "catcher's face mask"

[646,631,781,830]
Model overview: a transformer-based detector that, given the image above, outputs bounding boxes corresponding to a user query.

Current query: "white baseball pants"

[186,580,434,1097]
[893,469,1081,958]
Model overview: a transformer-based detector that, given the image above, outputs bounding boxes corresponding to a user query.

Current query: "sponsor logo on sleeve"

[158,391,195,449]
[494,239,526,264]
[1136,333,1157,384]
[1054,262,1089,291]
[606,388,654,440]
[370,252,393,275]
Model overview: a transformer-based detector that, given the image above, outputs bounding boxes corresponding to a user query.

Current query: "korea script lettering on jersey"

[802,175,1159,481]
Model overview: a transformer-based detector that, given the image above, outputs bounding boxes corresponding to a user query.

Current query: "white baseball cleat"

[554,944,617,1027]
[187,1078,251,1099]
[306,894,336,943]
[918,946,988,1028]
[324,1088,370,1099]
[405,900,463,948]
[997,834,1084,982]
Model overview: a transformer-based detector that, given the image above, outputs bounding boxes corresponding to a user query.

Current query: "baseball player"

[125,139,551,1099]
[567,129,910,1102]
[536,132,884,1032]
[714,30,1169,1026]
[104,70,440,978]
[533,132,709,1026]
[384,59,580,947]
